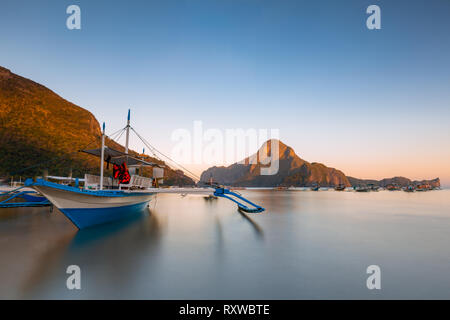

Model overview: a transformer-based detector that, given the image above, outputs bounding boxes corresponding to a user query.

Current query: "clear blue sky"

[1,0,449,184]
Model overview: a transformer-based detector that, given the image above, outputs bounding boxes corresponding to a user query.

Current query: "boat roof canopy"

[82,147,163,167]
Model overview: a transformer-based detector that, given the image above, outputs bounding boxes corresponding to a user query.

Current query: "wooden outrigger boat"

[334,184,346,191]
[0,187,50,208]
[386,183,401,191]
[24,110,264,229]
[355,185,370,192]
[415,183,432,192]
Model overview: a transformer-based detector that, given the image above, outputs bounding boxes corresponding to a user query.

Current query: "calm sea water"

[1,189,450,299]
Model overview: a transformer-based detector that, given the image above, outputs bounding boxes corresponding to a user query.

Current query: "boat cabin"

[82,146,164,190]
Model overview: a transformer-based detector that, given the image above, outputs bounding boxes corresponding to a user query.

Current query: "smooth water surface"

[1,190,450,299]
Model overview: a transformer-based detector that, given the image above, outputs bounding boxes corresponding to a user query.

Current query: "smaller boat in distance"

[0,187,50,208]
[403,185,415,192]
[334,184,346,191]
[275,186,288,191]
[310,183,320,191]
[415,183,432,192]
[367,183,380,191]
[386,183,401,191]
[355,185,370,192]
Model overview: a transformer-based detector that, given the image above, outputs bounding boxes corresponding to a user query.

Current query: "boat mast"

[100,122,105,190]
[139,148,144,175]
[125,109,130,155]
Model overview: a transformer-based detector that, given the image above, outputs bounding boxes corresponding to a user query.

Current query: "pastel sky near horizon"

[1,0,449,184]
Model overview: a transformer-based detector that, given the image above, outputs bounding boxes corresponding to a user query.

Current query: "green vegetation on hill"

[0,66,194,185]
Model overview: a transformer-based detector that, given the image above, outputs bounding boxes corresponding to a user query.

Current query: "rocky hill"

[200,139,350,187]
[0,66,194,185]
[200,139,441,188]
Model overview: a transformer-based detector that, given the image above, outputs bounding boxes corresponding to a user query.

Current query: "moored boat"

[415,183,432,192]
[25,111,159,228]
[386,183,401,191]
[24,110,265,228]
[355,185,370,192]
[27,179,154,228]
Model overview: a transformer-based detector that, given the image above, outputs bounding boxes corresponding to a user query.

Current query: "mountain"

[347,176,441,188]
[200,139,350,187]
[200,138,441,188]
[0,66,194,185]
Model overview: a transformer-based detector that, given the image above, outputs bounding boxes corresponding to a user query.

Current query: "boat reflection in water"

[3,190,450,299]
[16,205,164,299]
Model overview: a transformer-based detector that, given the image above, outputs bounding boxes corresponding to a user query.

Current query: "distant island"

[347,176,440,189]
[200,139,440,188]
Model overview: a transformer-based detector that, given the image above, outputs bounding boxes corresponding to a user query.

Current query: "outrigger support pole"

[125,109,130,154]
[0,186,50,208]
[124,109,131,166]
[213,187,265,213]
[100,122,105,190]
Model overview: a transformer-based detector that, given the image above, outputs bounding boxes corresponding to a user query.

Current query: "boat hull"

[61,201,150,229]
[32,183,154,229]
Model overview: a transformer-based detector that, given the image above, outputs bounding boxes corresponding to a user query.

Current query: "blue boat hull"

[25,180,155,229]
[61,201,150,229]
